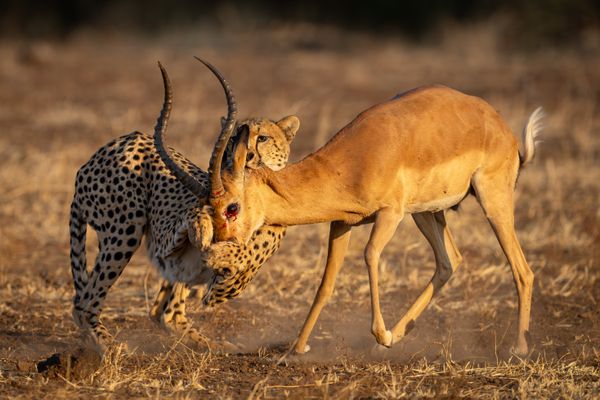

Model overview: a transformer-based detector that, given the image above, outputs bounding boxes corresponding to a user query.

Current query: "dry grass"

[0,23,599,398]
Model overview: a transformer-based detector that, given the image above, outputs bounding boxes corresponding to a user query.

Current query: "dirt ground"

[1,24,599,398]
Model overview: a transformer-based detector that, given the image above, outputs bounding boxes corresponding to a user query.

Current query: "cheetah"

[70,60,299,352]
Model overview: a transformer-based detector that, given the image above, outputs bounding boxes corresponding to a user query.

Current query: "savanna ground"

[0,24,599,398]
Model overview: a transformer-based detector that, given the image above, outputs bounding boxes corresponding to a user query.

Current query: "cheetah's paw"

[206,241,243,277]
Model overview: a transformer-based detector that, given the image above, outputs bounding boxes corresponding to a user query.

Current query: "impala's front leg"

[295,221,352,354]
[365,208,404,347]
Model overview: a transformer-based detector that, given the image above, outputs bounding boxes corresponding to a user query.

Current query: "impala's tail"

[69,198,88,305]
[519,107,545,166]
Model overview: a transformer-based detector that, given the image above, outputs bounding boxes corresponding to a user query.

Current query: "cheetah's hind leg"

[150,280,173,323]
[159,283,210,346]
[158,283,240,353]
[76,225,143,354]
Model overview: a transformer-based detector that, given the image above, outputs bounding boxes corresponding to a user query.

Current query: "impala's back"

[306,85,519,211]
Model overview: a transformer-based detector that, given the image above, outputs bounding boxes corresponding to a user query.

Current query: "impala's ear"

[232,124,249,181]
[276,115,300,142]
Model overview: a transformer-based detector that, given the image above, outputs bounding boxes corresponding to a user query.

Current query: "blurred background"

[1,0,599,48]
[0,2,599,396]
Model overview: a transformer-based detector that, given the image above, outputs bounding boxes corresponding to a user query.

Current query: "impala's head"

[152,57,299,245]
[210,115,300,244]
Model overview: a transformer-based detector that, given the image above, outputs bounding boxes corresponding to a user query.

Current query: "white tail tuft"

[520,106,545,166]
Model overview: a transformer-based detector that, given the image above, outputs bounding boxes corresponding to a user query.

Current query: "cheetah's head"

[222,116,299,172]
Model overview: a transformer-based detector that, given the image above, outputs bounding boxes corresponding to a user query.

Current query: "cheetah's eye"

[225,203,239,219]
[257,135,269,143]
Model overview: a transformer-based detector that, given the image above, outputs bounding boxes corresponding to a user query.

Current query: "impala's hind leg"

[78,226,143,352]
[473,171,534,356]
[436,211,463,268]
[365,208,404,347]
[294,221,352,354]
[391,211,461,342]
[150,280,173,323]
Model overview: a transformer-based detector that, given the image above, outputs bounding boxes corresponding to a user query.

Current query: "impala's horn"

[154,61,206,198]
[194,56,238,198]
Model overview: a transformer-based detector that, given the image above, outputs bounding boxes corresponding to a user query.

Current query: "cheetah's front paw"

[205,241,243,277]
[199,206,214,250]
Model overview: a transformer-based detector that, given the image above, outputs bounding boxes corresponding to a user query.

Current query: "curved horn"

[154,61,207,198]
[194,56,238,198]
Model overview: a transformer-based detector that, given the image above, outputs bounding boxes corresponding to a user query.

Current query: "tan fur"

[209,85,543,356]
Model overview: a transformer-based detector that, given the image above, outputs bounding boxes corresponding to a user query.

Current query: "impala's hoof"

[295,344,310,354]
[381,330,393,347]
[511,332,530,357]
[511,344,529,358]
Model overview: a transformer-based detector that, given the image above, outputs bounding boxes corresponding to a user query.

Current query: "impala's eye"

[257,135,269,143]
[225,203,239,219]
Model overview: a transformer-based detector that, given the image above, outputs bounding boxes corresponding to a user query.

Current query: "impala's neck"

[252,151,370,226]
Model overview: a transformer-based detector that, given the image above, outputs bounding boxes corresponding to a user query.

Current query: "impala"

[159,76,543,355]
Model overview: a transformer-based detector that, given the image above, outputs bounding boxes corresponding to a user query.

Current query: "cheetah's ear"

[276,115,300,143]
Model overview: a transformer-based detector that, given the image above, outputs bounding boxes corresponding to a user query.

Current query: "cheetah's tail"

[69,199,88,306]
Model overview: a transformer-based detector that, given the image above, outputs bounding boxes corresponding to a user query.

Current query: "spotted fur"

[203,226,287,306]
[70,118,296,351]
